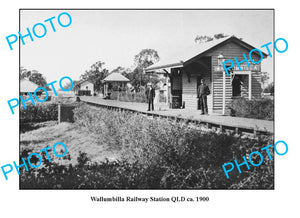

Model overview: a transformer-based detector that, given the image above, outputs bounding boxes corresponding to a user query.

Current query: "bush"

[74,104,275,188]
[20,104,274,189]
[20,151,147,189]
[263,82,274,96]
[227,97,274,120]
[20,136,273,189]
[20,102,58,123]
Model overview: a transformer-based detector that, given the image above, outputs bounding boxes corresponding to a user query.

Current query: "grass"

[20,103,274,189]
[20,121,119,166]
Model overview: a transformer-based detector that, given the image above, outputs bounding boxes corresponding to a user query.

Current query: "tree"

[129,49,160,88]
[110,66,131,75]
[20,67,48,88]
[261,72,270,87]
[29,70,48,87]
[194,35,214,44]
[195,33,228,44]
[20,66,31,79]
[263,82,274,96]
[80,61,109,92]
[134,49,160,69]
[213,33,228,39]
[60,80,78,91]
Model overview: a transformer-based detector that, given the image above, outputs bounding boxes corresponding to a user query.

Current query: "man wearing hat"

[197,79,210,115]
[146,83,155,111]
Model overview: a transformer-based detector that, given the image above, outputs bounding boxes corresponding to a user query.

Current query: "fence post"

[58,103,61,123]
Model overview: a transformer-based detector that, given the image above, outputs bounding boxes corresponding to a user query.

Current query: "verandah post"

[249,72,252,100]
[222,70,226,115]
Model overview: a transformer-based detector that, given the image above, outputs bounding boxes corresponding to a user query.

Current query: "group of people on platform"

[145,79,210,115]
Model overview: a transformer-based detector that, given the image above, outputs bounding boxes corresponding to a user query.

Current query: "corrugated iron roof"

[145,36,267,72]
[20,79,39,93]
[80,80,94,86]
[103,73,130,82]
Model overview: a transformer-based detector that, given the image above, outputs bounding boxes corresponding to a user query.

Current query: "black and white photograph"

[0,1,299,217]
[19,9,274,189]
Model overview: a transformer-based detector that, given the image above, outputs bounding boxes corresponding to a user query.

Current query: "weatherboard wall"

[181,67,212,111]
[206,41,262,112]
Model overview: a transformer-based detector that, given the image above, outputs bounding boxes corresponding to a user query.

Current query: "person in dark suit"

[146,83,155,111]
[197,79,210,115]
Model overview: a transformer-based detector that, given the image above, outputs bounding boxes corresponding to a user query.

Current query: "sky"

[20,9,274,83]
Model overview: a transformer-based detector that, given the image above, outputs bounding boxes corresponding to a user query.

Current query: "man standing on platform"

[146,83,155,111]
[197,79,210,115]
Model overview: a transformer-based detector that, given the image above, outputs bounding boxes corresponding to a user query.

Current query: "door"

[171,68,182,108]
[196,76,203,109]
[232,74,247,98]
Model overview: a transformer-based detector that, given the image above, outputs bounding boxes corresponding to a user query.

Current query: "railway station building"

[145,36,268,115]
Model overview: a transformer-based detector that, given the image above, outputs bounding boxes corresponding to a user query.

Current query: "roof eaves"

[103,73,130,82]
[145,62,184,72]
